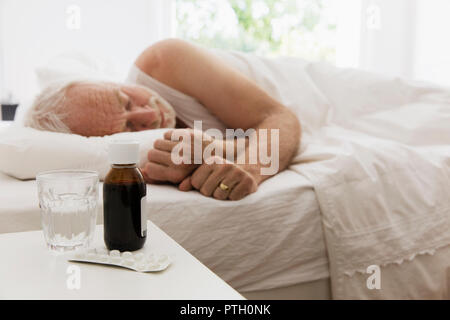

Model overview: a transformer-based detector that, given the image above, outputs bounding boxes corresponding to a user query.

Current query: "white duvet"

[2,50,450,298]
[289,63,450,299]
[215,51,450,298]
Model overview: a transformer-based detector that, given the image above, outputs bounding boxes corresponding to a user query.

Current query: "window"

[176,0,338,63]
[3,0,450,106]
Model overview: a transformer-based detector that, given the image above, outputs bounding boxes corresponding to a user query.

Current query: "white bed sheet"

[0,169,329,292]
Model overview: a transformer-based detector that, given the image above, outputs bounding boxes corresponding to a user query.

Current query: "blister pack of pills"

[68,247,171,273]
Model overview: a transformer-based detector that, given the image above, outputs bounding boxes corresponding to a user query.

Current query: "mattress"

[0,169,329,292]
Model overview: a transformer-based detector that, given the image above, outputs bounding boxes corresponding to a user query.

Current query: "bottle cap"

[108,140,140,165]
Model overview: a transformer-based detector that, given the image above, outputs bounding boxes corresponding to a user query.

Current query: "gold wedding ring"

[219,183,230,191]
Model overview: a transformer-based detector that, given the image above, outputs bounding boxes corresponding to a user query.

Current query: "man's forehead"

[68,83,118,104]
[68,82,118,94]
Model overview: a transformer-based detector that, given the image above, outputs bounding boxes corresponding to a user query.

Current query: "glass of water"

[37,170,99,252]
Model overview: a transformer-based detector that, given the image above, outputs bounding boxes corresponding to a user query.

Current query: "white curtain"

[0,0,174,103]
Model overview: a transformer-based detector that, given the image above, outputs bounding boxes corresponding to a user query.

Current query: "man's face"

[63,83,176,137]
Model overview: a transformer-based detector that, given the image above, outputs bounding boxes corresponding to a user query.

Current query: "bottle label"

[141,196,147,237]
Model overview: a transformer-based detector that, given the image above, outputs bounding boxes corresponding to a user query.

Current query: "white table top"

[0,222,244,300]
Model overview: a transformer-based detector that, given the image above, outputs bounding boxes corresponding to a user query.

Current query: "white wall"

[335,0,362,68]
[0,0,173,103]
[358,0,416,78]
[2,0,450,104]
[355,0,450,86]
[414,0,450,86]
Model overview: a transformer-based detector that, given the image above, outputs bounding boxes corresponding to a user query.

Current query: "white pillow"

[0,126,171,180]
[35,51,122,90]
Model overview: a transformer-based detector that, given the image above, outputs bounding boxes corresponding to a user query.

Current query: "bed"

[2,52,450,299]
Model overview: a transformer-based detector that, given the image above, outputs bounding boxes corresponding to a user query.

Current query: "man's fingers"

[200,165,232,197]
[164,129,191,141]
[156,139,192,161]
[163,130,174,140]
[154,139,179,153]
[179,177,193,192]
[228,182,248,201]
[164,129,200,143]
[212,173,242,200]
[147,149,173,167]
[140,168,158,184]
[143,162,167,181]
[190,164,214,191]
[143,162,174,182]
[229,176,257,201]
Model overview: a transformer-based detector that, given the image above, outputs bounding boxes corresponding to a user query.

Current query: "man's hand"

[141,129,216,186]
[141,129,258,200]
[180,156,258,201]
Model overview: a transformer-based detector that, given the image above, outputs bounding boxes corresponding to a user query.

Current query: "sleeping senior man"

[25,39,301,201]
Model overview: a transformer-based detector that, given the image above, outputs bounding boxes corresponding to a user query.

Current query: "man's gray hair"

[25,80,177,134]
[24,81,74,133]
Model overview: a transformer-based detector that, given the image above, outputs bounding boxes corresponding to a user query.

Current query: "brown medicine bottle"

[103,141,147,252]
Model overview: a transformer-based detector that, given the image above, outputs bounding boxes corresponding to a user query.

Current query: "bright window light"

[176,0,338,63]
